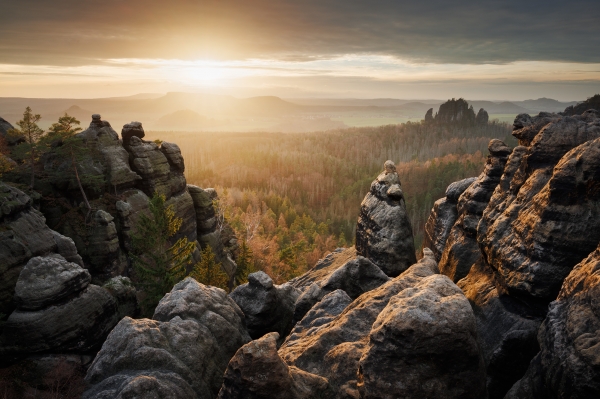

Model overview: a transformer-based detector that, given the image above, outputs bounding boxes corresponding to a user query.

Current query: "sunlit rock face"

[422,109,600,398]
[355,160,417,277]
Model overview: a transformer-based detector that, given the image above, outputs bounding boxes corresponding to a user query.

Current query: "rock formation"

[562,93,600,116]
[84,278,251,399]
[476,108,489,125]
[438,139,511,282]
[506,243,600,398]
[423,176,476,261]
[355,160,417,276]
[230,271,299,340]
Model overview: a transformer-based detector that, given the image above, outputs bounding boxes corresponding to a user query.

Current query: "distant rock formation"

[424,98,488,126]
[563,93,600,115]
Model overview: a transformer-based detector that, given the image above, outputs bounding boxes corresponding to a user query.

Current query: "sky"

[1,0,599,100]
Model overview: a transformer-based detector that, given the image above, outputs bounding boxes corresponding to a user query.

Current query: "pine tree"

[235,240,255,284]
[189,245,229,291]
[9,107,44,188]
[43,113,104,210]
[130,192,197,317]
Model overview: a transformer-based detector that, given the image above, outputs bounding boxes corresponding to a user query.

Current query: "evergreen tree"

[130,192,197,317]
[235,240,255,284]
[9,107,44,188]
[43,113,104,210]
[190,245,229,291]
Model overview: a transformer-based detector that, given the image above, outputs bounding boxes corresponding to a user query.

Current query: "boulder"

[288,247,353,292]
[125,135,172,197]
[355,160,417,276]
[506,243,600,399]
[423,177,476,262]
[357,274,486,399]
[13,254,91,310]
[217,332,331,399]
[292,256,389,324]
[86,209,126,280]
[84,278,251,399]
[439,139,511,282]
[230,271,299,340]
[121,121,145,145]
[279,250,438,394]
[102,276,138,320]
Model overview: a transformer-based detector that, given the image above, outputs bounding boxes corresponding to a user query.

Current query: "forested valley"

[146,120,514,283]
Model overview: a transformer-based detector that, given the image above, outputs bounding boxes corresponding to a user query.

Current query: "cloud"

[1,0,599,66]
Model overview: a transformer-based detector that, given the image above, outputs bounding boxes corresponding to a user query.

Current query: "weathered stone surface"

[125,135,172,197]
[51,230,84,266]
[288,247,353,292]
[230,271,299,340]
[86,209,126,280]
[161,141,185,172]
[563,94,600,116]
[355,160,416,276]
[423,177,476,262]
[1,284,120,354]
[14,255,91,311]
[293,256,389,324]
[121,121,145,145]
[218,332,332,399]
[279,251,438,394]
[102,276,138,320]
[480,131,600,302]
[0,116,20,145]
[84,278,251,399]
[506,244,600,399]
[0,183,64,314]
[439,139,511,282]
[357,274,486,399]
[458,259,543,399]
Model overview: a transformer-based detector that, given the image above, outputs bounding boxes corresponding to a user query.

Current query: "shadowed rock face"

[0,183,83,315]
[506,244,600,399]
[357,274,486,399]
[423,177,476,262]
[355,160,416,277]
[217,333,332,399]
[292,256,389,324]
[84,278,251,399]
[230,271,299,340]
[438,139,511,282]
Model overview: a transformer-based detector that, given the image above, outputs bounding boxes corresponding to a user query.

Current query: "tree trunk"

[71,148,91,210]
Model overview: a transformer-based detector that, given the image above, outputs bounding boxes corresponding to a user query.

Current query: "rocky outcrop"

[121,121,145,145]
[188,184,236,275]
[84,278,251,399]
[563,94,600,116]
[217,333,331,399]
[430,98,477,125]
[230,271,299,340]
[506,243,600,398]
[355,160,416,276]
[476,108,489,125]
[288,247,353,292]
[479,112,600,302]
[125,135,173,197]
[424,108,434,122]
[1,255,136,356]
[0,183,83,315]
[278,250,439,396]
[459,259,543,398]
[357,273,486,399]
[292,256,389,324]
[438,139,511,282]
[0,116,22,145]
[423,177,476,262]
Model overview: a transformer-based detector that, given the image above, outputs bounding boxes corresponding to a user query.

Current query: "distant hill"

[154,109,213,130]
[468,101,529,114]
[514,98,578,113]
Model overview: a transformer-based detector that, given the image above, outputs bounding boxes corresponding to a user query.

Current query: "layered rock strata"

[84,278,251,399]
[355,160,416,276]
